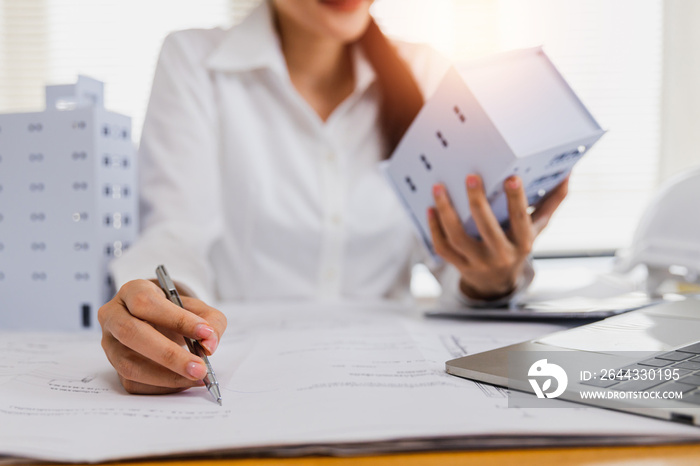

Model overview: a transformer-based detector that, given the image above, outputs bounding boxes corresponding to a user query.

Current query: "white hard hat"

[615,166,700,294]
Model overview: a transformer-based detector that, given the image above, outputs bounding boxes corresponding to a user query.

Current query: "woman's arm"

[109,30,225,302]
[102,30,227,393]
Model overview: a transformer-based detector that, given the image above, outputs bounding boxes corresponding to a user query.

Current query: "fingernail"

[186,362,207,380]
[506,176,520,189]
[195,324,214,340]
[201,334,218,354]
[432,184,445,197]
[466,175,479,189]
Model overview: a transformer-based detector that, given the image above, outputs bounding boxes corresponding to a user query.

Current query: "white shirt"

[110,2,470,304]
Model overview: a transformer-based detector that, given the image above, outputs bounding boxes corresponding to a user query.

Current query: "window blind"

[0,0,256,141]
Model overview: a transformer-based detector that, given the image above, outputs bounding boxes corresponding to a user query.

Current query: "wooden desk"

[47,444,700,466]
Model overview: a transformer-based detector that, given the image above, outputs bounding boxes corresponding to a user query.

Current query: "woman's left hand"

[428,174,569,301]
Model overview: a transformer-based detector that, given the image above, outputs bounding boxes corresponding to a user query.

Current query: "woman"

[98,0,568,395]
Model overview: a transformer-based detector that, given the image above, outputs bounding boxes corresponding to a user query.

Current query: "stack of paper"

[1,301,698,463]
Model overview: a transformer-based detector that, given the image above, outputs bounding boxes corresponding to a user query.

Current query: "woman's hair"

[358,18,424,158]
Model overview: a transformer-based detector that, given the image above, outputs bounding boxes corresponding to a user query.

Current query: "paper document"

[1,301,699,463]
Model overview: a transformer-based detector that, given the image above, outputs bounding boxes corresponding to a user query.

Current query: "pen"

[155,265,222,406]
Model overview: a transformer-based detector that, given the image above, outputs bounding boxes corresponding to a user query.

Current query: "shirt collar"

[351,43,376,96]
[205,0,377,95]
[205,1,287,76]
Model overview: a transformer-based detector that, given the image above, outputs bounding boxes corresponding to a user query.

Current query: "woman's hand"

[428,174,569,301]
[98,279,227,395]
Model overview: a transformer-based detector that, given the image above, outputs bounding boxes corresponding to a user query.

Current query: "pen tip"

[217,399,222,406]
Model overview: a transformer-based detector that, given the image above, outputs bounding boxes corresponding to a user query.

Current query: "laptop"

[446,297,700,425]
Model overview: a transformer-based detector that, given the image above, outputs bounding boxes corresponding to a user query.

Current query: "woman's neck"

[275,13,355,121]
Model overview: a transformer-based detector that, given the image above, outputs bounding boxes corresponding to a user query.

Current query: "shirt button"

[326,151,336,163]
[331,214,342,226]
[325,269,336,281]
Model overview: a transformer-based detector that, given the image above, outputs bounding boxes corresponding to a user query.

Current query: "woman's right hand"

[98,279,227,395]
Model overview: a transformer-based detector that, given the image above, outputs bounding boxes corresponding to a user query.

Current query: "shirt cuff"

[108,224,216,304]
